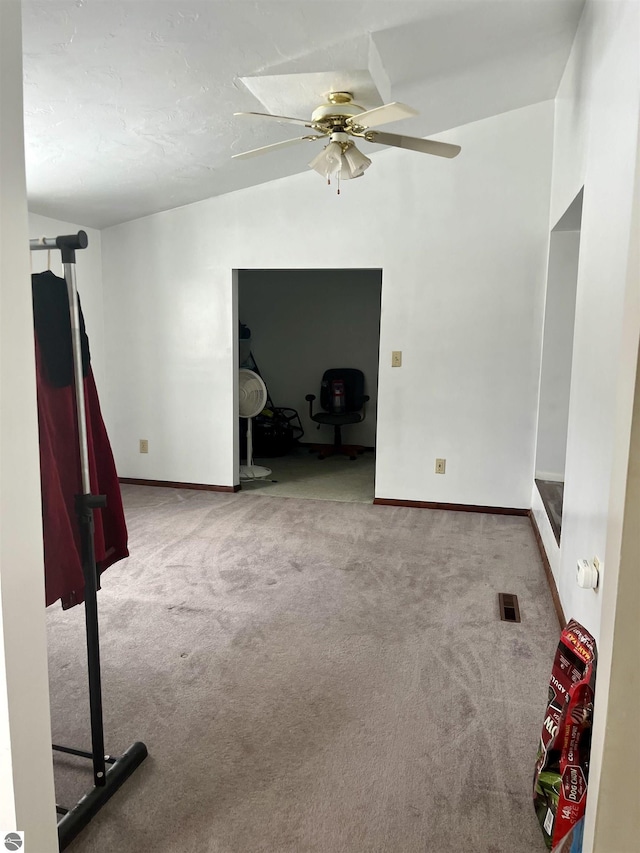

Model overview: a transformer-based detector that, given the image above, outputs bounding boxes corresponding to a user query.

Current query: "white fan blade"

[232,136,323,160]
[367,131,461,159]
[347,102,418,129]
[234,111,315,128]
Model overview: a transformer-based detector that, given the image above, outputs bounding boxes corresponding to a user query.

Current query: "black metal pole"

[76,493,108,786]
[61,244,108,788]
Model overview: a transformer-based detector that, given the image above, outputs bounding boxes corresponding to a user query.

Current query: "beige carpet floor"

[241,447,375,503]
[48,486,557,853]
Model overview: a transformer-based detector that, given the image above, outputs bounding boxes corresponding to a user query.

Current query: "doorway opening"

[534,189,583,542]
[236,268,382,503]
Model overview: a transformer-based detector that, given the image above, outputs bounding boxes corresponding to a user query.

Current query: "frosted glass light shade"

[342,144,371,178]
[309,141,343,177]
[309,141,372,181]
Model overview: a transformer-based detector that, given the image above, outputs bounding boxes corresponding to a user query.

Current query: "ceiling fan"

[233,92,461,186]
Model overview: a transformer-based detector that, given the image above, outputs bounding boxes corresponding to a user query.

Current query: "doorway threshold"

[240,447,375,504]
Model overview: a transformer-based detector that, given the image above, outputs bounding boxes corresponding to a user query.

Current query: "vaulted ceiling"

[22,0,584,228]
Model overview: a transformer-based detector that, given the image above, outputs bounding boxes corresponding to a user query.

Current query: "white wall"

[584,122,640,853]
[239,269,381,448]
[28,212,106,396]
[545,0,640,643]
[538,6,640,848]
[102,100,554,502]
[0,1,58,848]
[589,339,640,853]
[535,229,580,480]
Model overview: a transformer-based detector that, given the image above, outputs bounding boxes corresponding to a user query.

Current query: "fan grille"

[238,369,267,418]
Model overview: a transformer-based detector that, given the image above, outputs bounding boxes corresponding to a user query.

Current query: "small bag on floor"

[533,620,597,852]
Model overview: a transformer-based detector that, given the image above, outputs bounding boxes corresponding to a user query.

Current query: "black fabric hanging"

[32,270,90,387]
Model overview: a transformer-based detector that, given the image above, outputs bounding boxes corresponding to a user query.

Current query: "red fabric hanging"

[35,340,128,609]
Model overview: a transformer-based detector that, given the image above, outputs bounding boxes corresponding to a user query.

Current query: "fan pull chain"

[325,174,341,194]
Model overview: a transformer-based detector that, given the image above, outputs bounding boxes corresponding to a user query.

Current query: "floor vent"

[498,593,521,623]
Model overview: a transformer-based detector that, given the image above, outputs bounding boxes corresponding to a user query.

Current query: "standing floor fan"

[239,368,272,480]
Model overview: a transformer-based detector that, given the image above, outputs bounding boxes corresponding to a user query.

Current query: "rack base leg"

[57,741,148,851]
[53,743,117,765]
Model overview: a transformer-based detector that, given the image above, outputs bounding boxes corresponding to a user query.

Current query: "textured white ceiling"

[22,0,584,228]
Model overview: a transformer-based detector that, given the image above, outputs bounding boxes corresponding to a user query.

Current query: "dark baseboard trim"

[528,510,566,630]
[119,478,240,493]
[372,498,529,516]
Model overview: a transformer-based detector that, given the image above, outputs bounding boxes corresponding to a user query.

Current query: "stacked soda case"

[533,619,597,853]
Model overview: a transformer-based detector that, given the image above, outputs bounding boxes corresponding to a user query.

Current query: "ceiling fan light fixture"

[341,143,371,179]
[308,141,371,183]
[308,141,343,178]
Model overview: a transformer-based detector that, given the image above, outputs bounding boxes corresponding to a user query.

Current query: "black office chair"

[305,368,370,460]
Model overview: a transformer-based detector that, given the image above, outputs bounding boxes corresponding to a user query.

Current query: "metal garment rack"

[29,232,147,850]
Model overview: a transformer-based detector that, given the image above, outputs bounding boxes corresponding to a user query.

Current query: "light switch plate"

[139,439,149,454]
[392,351,402,367]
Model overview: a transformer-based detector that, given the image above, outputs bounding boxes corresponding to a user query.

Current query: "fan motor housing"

[311,101,364,126]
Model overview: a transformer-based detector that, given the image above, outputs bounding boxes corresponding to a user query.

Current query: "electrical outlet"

[392,351,402,367]
[435,458,446,474]
[139,439,149,454]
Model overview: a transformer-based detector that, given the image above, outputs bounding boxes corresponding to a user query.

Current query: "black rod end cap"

[57,231,89,263]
